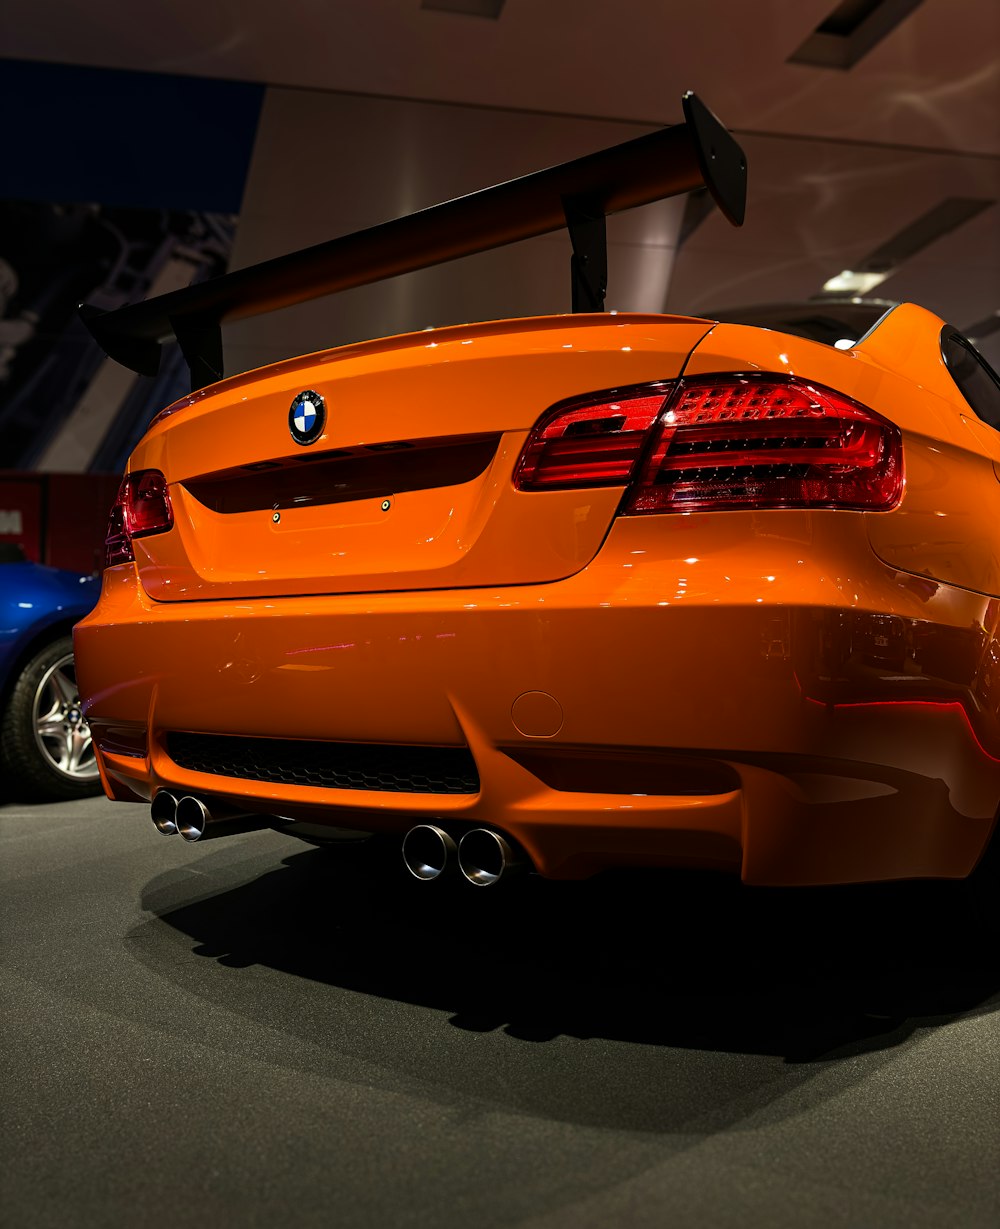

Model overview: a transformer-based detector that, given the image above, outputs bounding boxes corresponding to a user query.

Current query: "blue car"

[0,545,101,799]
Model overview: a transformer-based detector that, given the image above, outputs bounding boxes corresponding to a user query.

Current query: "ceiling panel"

[2,0,997,152]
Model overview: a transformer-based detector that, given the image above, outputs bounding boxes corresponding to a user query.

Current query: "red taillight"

[104,470,173,568]
[513,374,903,514]
[624,376,903,514]
[513,385,673,490]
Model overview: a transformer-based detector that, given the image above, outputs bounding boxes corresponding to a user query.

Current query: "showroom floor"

[2,794,998,1228]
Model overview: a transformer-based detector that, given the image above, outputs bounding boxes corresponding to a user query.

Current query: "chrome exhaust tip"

[150,791,179,836]
[402,824,457,882]
[176,795,212,843]
[174,796,273,843]
[457,828,523,887]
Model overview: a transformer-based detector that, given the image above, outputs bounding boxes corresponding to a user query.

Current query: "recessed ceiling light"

[789,0,926,70]
[421,0,506,17]
[823,270,891,295]
[821,198,995,297]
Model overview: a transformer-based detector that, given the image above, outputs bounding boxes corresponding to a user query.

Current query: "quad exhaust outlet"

[401,824,457,881]
[402,824,527,886]
[458,828,525,887]
[175,795,212,842]
[149,792,271,842]
[152,798,529,877]
[150,790,180,836]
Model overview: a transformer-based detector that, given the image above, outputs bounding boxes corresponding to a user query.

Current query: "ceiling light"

[820,198,995,299]
[822,270,890,296]
[789,0,926,70]
[421,0,506,16]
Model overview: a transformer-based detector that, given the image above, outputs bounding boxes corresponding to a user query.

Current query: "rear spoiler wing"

[80,92,747,391]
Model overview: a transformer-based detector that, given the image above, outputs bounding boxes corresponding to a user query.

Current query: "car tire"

[1,635,102,801]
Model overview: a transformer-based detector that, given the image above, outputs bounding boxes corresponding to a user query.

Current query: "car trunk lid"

[129,313,711,601]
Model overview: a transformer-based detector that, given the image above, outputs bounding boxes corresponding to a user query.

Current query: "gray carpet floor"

[2,794,998,1227]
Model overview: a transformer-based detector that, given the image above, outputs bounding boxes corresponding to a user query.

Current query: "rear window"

[941,329,1000,429]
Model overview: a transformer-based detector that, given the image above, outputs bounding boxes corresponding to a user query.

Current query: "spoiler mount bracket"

[563,196,608,314]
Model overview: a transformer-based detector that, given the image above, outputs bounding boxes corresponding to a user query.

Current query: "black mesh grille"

[167,732,479,794]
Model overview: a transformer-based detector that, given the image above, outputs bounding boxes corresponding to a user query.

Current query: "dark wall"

[0,59,264,212]
[0,59,264,475]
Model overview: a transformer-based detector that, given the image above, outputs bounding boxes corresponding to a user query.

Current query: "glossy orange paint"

[75,308,1000,885]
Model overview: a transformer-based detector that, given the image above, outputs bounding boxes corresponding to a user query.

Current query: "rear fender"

[687,310,1000,597]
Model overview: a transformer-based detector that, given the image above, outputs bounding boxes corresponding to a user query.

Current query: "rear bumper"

[75,512,1000,884]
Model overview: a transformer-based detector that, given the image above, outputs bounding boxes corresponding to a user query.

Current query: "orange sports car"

[74,95,1000,888]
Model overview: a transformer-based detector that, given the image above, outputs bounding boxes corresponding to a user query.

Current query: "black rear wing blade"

[80,92,746,390]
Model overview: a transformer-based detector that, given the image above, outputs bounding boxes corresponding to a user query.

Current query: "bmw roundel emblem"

[288,390,326,445]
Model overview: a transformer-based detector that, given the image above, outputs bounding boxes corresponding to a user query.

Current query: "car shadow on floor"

[141,836,1000,1066]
